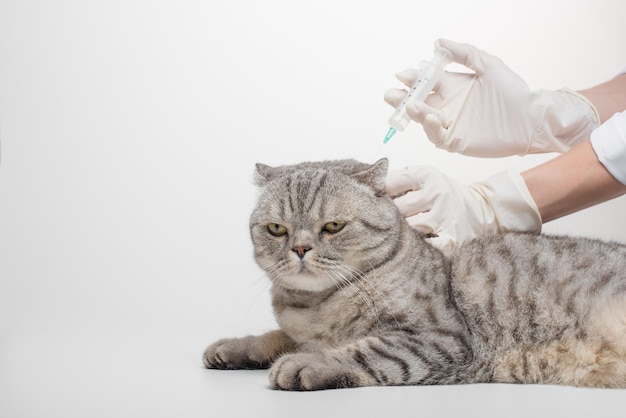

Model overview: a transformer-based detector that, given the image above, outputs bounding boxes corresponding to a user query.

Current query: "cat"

[203,158,626,390]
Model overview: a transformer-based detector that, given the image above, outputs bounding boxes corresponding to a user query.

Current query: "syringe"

[384,46,453,143]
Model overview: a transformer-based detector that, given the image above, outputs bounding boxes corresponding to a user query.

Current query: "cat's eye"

[322,221,346,234]
[267,223,288,237]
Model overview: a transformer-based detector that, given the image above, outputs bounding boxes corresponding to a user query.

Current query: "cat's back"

[450,232,626,342]
[452,232,626,285]
[449,232,626,386]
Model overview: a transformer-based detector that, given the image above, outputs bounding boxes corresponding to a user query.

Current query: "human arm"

[388,109,626,252]
[387,147,625,254]
[523,116,626,222]
[578,74,626,123]
[388,111,626,252]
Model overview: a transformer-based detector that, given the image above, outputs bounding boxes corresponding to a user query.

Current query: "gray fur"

[204,159,626,390]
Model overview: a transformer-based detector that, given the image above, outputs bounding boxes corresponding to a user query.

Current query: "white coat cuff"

[590,110,626,185]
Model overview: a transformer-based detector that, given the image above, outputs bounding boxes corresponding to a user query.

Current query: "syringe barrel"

[387,47,453,132]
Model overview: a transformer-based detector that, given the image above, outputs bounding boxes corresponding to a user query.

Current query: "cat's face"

[249,159,400,292]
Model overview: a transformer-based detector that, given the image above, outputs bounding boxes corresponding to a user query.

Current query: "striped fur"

[203,159,626,390]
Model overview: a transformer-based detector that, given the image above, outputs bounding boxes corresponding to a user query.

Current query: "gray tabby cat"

[203,158,626,390]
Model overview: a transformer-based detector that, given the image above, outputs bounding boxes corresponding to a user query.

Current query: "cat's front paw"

[269,352,372,391]
[203,336,270,370]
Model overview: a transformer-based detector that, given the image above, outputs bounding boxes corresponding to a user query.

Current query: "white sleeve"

[590,110,626,185]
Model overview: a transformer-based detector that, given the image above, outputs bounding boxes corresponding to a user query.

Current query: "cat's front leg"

[269,332,472,390]
[269,351,377,390]
[203,330,296,370]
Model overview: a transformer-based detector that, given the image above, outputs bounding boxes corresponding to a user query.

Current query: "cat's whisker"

[323,263,386,328]
[241,273,274,319]
[254,260,292,294]
[345,262,403,331]
[333,269,373,308]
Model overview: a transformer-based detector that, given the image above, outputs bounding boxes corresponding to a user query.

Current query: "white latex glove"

[386,166,542,254]
[384,39,600,157]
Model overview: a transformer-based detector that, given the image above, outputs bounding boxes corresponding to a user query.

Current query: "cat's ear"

[351,158,389,196]
[254,163,275,186]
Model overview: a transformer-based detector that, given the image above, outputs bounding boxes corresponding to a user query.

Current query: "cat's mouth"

[294,262,315,276]
[281,272,335,292]
[276,261,336,292]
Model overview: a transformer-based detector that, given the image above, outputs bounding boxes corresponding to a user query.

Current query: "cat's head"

[250,158,402,292]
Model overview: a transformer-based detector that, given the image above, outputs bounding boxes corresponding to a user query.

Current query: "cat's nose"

[292,245,311,259]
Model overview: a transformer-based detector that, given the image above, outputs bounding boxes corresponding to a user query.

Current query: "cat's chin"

[276,272,336,293]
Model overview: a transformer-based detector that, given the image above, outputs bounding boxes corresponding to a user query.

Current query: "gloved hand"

[386,166,542,254]
[384,39,600,157]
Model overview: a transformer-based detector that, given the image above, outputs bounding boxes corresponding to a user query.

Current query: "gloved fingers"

[393,189,435,218]
[432,71,477,104]
[424,234,457,256]
[436,38,487,75]
[404,101,428,124]
[383,88,407,108]
[407,214,459,255]
[385,166,434,198]
[395,68,420,87]
[404,211,438,235]
[383,68,419,107]
[405,102,448,146]
[423,113,448,146]
[404,210,460,245]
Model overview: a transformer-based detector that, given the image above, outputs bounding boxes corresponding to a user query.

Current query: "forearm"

[578,73,626,123]
[522,140,626,223]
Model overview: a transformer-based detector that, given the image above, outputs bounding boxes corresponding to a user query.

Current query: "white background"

[1,1,626,417]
